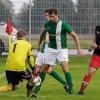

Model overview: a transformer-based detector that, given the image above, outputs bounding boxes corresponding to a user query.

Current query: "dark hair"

[17,30,27,39]
[48,8,58,15]
[95,25,100,33]
[44,9,50,13]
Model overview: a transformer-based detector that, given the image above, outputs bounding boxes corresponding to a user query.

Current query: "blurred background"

[0,0,100,55]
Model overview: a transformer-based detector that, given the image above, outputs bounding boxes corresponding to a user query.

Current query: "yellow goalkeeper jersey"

[6,39,34,71]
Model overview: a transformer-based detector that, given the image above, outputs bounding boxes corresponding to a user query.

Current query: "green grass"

[67,39,91,49]
[1,55,100,100]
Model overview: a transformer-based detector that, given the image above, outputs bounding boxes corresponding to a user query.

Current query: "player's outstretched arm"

[38,28,47,51]
[8,35,12,49]
[70,31,84,56]
[28,46,35,70]
[88,36,97,52]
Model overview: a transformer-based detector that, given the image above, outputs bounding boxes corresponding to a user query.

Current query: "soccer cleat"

[67,83,73,94]
[27,92,37,97]
[78,91,84,95]
[27,89,37,97]
[64,84,69,92]
[32,85,41,94]
[27,89,31,97]
[0,84,13,92]
[29,92,37,97]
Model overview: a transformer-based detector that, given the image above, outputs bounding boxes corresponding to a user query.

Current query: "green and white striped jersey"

[44,20,73,49]
[40,41,46,53]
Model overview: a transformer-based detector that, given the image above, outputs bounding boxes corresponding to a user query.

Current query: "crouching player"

[79,25,100,94]
[0,30,35,96]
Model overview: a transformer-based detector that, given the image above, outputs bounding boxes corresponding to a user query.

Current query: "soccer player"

[32,9,50,95]
[32,9,67,96]
[78,25,100,94]
[0,30,35,94]
[37,8,84,94]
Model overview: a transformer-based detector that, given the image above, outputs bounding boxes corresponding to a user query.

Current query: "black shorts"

[6,70,32,86]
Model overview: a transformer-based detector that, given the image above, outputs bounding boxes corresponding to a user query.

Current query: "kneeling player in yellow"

[0,30,35,96]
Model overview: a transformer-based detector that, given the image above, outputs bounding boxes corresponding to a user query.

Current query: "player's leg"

[60,61,73,94]
[58,49,73,94]
[43,51,67,85]
[78,67,96,94]
[0,71,12,92]
[36,52,47,83]
[79,54,100,94]
[45,65,67,85]
[0,71,20,92]
[11,71,26,90]
[32,52,46,94]
[39,67,46,83]
[17,70,36,97]
[26,77,37,97]
[32,66,46,94]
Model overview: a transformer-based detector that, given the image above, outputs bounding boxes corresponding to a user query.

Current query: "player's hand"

[77,49,84,56]
[88,43,97,52]
[32,67,40,76]
[88,47,94,52]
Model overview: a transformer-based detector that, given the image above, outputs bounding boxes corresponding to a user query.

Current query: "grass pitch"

[0,55,100,100]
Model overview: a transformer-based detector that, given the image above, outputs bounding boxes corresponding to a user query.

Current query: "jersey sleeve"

[44,22,48,31]
[27,45,35,69]
[63,22,73,34]
[28,45,33,56]
[8,35,12,49]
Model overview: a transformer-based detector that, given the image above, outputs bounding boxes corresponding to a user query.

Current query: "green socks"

[39,72,46,83]
[32,72,46,94]
[50,70,67,85]
[32,85,41,94]
[33,71,72,94]
[65,72,72,85]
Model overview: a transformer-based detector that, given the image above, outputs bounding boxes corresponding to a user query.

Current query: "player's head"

[17,30,27,40]
[48,8,58,23]
[95,25,100,34]
[44,9,50,21]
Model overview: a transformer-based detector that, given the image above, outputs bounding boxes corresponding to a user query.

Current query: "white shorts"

[35,52,44,66]
[43,48,69,66]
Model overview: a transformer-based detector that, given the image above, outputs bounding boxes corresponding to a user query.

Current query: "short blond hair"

[17,30,27,39]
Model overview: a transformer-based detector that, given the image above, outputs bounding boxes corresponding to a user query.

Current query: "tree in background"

[16,2,29,32]
[15,0,100,35]
[0,0,14,22]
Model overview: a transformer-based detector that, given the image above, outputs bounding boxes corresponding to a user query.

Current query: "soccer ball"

[33,76,41,86]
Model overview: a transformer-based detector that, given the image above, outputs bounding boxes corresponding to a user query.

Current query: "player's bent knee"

[45,66,52,74]
[88,67,96,75]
